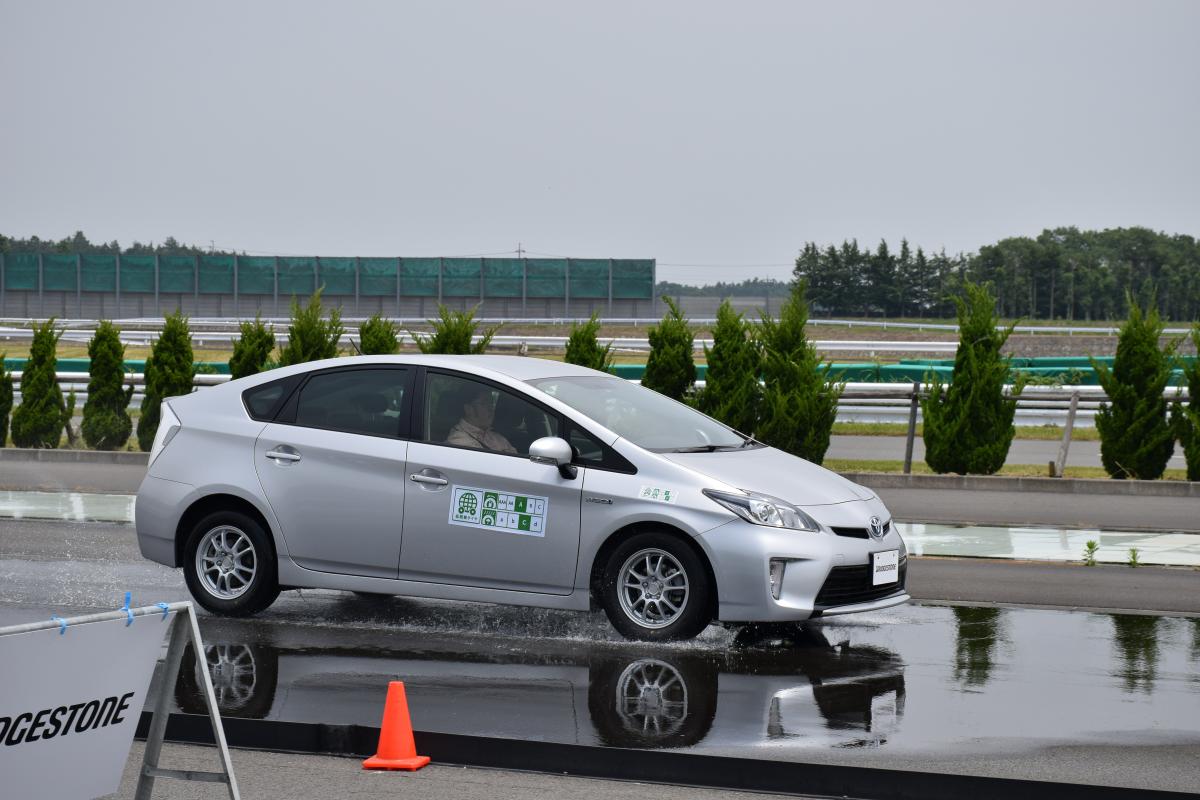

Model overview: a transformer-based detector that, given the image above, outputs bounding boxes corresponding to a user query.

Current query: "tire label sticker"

[638,485,677,503]
[449,486,548,537]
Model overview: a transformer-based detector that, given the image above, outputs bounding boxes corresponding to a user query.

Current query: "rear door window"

[286,368,412,438]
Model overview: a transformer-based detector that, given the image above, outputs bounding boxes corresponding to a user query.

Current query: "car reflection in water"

[175,622,905,751]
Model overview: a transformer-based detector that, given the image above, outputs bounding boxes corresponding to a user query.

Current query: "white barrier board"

[0,610,176,799]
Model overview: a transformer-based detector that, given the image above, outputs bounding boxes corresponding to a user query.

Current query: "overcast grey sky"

[2,1,1197,284]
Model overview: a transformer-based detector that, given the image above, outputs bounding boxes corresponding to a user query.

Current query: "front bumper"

[696,510,908,623]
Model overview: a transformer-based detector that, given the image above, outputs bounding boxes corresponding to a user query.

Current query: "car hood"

[661,446,875,507]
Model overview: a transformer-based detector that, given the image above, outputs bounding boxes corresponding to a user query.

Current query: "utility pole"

[517,242,525,258]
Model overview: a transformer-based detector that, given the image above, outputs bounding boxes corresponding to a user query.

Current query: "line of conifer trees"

[611,282,1200,480]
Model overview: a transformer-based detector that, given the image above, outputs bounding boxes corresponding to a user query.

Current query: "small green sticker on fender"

[638,485,677,503]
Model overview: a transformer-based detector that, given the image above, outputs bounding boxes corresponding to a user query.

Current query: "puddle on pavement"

[165,600,1200,757]
[0,490,135,523]
[898,522,1200,567]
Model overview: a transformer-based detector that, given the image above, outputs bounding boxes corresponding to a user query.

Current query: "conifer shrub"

[81,321,133,450]
[756,282,841,463]
[1092,296,1176,480]
[922,281,1018,475]
[409,305,498,354]
[697,300,760,434]
[278,289,345,366]
[359,312,400,355]
[137,311,195,452]
[229,315,276,379]
[12,319,75,448]
[0,355,13,446]
[1172,325,1200,481]
[642,297,695,401]
[564,313,613,372]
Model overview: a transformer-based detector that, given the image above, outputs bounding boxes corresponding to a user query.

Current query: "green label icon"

[517,514,532,531]
[481,511,497,526]
[457,493,478,516]
[514,496,528,513]
[483,492,499,510]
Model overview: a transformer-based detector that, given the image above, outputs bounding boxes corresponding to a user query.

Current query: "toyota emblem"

[869,516,884,539]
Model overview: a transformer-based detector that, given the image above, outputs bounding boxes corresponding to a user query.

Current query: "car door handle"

[265,449,302,463]
[410,474,448,486]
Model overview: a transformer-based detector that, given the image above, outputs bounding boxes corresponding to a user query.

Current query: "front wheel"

[183,510,280,616]
[600,533,712,641]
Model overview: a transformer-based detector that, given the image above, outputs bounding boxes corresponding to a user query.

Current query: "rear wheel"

[600,532,712,641]
[183,510,280,616]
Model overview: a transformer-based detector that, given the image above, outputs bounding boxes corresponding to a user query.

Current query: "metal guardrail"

[13,374,1192,474]
[0,324,959,354]
[3,316,1192,335]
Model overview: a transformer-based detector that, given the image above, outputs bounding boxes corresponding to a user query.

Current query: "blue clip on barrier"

[51,616,67,635]
[156,602,170,620]
[123,592,134,626]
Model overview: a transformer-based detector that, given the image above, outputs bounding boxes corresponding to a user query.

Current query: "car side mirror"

[529,437,577,480]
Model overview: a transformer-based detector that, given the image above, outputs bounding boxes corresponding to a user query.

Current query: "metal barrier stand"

[135,601,240,800]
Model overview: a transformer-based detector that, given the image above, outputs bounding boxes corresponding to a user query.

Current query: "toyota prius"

[136,355,908,640]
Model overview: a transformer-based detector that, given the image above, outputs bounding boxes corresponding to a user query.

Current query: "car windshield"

[528,375,751,452]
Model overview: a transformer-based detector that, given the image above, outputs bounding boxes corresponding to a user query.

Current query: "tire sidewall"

[184,510,278,616]
[601,532,712,641]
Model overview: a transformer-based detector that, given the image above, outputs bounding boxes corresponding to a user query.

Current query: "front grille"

[830,521,891,540]
[814,555,907,609]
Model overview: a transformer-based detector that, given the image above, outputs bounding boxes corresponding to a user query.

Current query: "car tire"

[599,532,712,641]
[183,510,280,617]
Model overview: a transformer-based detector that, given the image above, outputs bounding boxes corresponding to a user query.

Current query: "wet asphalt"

[3,518,1200,792]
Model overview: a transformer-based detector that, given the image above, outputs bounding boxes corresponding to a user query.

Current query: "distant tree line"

[798,226,1200,321]
[654,277,793,299]
[9,226,1200,321]
[0,230,240,256]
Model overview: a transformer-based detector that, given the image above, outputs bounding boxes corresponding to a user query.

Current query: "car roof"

[233,354,608,385]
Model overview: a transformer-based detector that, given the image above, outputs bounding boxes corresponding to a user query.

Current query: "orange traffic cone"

[362,681,431,770]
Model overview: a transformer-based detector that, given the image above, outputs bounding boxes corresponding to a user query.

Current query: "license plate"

[872,550,899,586]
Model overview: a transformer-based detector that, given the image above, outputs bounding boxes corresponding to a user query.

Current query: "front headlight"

[703,489,820,532]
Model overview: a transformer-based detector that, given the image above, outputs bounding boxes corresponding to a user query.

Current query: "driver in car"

[446,386,518,454]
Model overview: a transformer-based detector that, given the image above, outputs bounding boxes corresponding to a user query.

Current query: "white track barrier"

[0,600,238,800]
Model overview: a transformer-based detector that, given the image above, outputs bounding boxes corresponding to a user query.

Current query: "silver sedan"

[136,355,908,640]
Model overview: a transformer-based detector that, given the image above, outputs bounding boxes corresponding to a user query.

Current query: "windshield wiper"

[672,444,743,453]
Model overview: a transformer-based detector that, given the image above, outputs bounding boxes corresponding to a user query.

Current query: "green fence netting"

[1,253,655,302]
[361,258,398,297]
[400,259,439,297]
[199,255,235,294]
[317,257,356,296]
[238,256,275,295]
[611,259,654,300]
[119,255,155,293]
[483,258,523,298]
[527,259,566,299]
[81,254,116,292]
[568,259,609,299]
[3,253,39,290]
[278,257,316,298]
[441,258,482,298]
[43,254,77,291]
[158,255,195,293]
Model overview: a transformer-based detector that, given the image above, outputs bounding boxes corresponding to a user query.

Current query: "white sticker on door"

[449,486,549,537]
